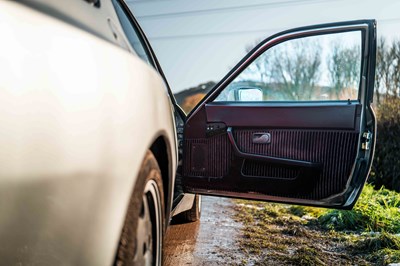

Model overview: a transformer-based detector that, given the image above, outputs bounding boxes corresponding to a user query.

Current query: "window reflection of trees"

[216,32,361,102]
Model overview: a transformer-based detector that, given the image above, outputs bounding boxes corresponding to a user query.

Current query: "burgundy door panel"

[205,103,361,130]
[183,125,359,200]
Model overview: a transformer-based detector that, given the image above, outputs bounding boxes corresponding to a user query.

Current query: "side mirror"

[214,83,264,102]
[237,88,263,101]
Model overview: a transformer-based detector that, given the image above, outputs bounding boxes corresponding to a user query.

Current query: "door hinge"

[361,131,372,150]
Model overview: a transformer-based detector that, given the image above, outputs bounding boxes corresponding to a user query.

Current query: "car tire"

[175,194,201,223]
[114,150,164,266]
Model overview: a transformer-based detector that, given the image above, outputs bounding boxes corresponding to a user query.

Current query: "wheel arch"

[149,134,175,227]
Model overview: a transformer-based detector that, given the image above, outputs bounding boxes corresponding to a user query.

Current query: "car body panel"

[20,0,122,47]
[0,2,176,265]
[0,0,378,264]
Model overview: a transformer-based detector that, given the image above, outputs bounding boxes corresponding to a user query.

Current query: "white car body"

[0,1,377,265]
[0,1,177,265]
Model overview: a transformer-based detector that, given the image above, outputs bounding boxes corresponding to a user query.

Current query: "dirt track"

[163,196,245,265]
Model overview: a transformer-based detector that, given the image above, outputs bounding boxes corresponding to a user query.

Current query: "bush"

[370,97,400,191]
[181,93,206,113]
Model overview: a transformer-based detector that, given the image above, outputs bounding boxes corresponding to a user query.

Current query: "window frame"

[212,29,365,104]
[212,28,365,104]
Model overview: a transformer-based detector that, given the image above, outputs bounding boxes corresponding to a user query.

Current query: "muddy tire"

[114,151,164,266]
[176,194,201,223]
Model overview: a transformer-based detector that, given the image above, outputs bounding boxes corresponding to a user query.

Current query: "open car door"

[182,20,376,209]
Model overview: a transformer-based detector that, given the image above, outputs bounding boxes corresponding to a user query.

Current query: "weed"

[317,184,400,233]
[289,247,326,266]
[353,232,400,253]
[368,248,400,265]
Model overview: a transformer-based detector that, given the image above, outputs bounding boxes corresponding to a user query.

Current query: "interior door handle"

[226,127,321,168]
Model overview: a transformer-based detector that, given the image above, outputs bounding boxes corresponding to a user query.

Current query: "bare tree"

[389,40,400,98]
[270,40,321,100]
[243,43,272,85]
[328,43,361,99]
[375,38,400,102]
[375,38,386,104]
[242,39,322,100]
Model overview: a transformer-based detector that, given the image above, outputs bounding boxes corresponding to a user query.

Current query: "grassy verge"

[234,184,400,265]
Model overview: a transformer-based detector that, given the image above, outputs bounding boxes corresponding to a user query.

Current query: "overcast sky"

[127,0,400,93]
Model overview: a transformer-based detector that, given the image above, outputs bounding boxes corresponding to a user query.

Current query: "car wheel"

[115,150,164,266]
[175,194,201,223]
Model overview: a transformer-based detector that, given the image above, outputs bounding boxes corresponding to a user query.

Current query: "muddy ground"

[164,197,400,265]
[163,196,245,265]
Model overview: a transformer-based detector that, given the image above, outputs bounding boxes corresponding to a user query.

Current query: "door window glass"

[215,31,362,102]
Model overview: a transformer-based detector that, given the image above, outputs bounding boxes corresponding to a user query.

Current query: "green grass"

[367,248,400,265]
[313,184,400,233]
[350,232,400,265]
[289,184,400,233]
[234,184,400,265]
[355,232,400,252]
[288,247,326,266]
[294,184,400,263]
